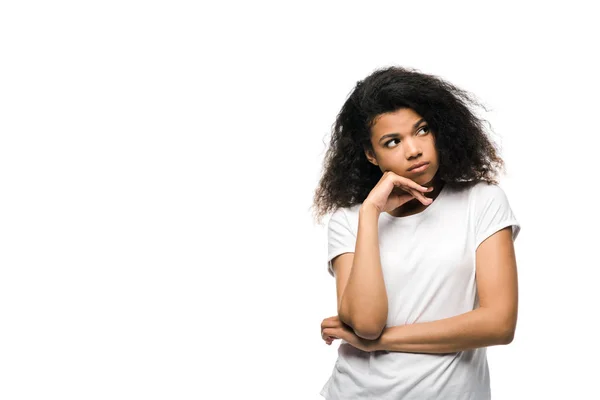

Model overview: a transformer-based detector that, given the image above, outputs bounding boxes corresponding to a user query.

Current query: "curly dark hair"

[311,65,506,224]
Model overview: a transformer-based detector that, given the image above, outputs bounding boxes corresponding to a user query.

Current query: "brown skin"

[364,108,445,218]
[322,109,518,349]
[322,226,518,351]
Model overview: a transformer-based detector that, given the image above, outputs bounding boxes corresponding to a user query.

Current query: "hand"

[320,315,381,352]
[363,171,434,214]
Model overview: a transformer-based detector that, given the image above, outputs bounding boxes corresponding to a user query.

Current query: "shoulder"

[328,204,361,232]
[442,181,511,213]
[466,180,509,203]
[475,181,506,201]
[329,206,350,223]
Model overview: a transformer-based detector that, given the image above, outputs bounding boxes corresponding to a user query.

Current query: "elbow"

[352,321,386,341]
[355,328,384,341]
[500,328,515,345]
[338,309,386,340]
[491,309,517,345]
[338,299,388,340]
[497,320,516,345]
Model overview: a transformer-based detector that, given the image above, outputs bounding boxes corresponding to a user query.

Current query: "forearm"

[375,307,514,354]
[339,205,388,338]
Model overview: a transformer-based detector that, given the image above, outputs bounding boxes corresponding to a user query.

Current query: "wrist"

[360,202,380,217]
[373,330,385,351]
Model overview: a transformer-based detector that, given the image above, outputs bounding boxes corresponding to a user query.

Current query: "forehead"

[371,108,424,136]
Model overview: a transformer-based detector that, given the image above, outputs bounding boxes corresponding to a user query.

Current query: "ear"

[364,148,379,166]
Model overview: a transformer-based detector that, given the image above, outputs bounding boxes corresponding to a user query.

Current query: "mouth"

[408,162,429,172]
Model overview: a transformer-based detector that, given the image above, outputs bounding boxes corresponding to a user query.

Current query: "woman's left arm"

[373,227,518,354]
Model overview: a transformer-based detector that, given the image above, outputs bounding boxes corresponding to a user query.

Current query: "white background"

[1,1,598,399]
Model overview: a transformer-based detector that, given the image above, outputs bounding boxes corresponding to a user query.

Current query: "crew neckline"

[380,182,449,222]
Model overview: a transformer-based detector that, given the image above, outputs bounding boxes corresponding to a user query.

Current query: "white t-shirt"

[320,181,521,400]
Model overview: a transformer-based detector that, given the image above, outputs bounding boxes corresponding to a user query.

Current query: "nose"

[404,138,422,159]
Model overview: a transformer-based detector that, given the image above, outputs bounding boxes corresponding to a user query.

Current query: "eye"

[385,138,400,148]
[384,125,430,148]
[417,125,430,135]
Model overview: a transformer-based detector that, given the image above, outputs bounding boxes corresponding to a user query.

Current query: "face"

[365,108,439,186]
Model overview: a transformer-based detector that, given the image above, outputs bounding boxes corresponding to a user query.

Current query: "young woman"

[312,66,521,399]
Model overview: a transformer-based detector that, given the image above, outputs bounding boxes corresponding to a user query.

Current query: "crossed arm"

[324,226,518,354]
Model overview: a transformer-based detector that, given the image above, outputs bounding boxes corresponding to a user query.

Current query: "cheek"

[429,145,439,164]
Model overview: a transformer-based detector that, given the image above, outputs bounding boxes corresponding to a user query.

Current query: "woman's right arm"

[336,203,388,341]
[334,172,433,340]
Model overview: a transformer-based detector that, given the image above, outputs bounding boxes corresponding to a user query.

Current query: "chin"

[413,173,432,184]
[417,171,439,185]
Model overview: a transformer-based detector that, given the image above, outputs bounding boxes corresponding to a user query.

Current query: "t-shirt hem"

[475,219,520,250]
[327,249,355,276]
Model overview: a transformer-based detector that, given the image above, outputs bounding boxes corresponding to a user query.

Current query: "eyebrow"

[378,118,427,144]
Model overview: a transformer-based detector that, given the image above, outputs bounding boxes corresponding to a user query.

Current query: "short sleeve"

[474,183,521,250]
[326,207,356,277]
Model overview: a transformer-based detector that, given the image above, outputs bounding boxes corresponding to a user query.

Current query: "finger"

[321,316,337,327]
[414,183,431,192]
[321,319,333,329]
[394,175,429,192]
[321,319,340,330]
[322,328,334,339]
[393,184,430,205]
[409,188,433,205]
[322,330,338,341]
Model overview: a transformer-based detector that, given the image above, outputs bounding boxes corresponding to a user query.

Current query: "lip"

[408,162,429,172]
